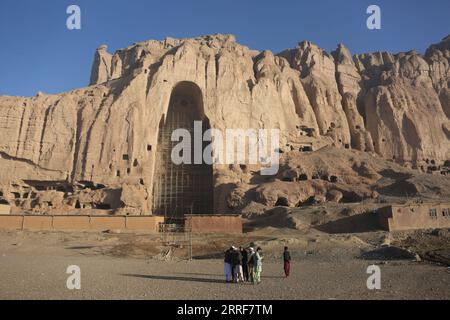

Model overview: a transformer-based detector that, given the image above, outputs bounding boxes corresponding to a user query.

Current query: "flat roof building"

[378,202,450,231]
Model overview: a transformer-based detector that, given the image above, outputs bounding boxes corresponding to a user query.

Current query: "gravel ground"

[0,229,449,300]
[1,252,449,300]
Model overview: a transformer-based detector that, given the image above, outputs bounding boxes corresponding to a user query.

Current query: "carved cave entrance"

[152,82,213,222]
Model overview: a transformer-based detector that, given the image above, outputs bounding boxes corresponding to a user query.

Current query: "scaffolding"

[306,238,317,255]
[152,88,213,222]
[159,221,193,260]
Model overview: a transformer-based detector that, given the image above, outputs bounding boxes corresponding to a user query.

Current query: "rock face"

[355,46,450,165]
[333,44,374,152]
[279,41,352,147]
[0,34,448,215]
[90,45,112,85]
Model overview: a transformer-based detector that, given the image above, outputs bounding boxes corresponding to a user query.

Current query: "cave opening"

[152,81,213,222]
[95,203,111,210]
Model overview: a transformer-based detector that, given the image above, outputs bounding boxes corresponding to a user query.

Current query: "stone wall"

[0,204,11,215]
[185,214,242,234]
[0,215,164,232]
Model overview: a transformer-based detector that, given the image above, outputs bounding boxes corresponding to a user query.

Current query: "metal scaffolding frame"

[152,88,213,223]
[159,222,193,260]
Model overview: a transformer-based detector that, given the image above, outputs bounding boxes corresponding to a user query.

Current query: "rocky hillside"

[0,34,448,214]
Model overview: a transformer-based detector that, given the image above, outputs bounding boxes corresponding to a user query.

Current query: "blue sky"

[0,0,449,97]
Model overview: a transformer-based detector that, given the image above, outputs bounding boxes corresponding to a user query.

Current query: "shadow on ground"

[359,246,417,261]
[121,273,285,284]
[192,252,224,260]
[66,246,97,250]
[120,273,225,284]
[315,212,381,234]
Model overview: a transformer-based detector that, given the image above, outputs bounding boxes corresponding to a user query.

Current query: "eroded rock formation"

[0,34,448,215]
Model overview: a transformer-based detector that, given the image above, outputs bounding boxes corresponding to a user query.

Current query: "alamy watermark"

[66,5,81,30]
[66,5,380,31]
[66,265,81,290]
[367,5,381,30]
[171,122,280,176]
[366,265,381,290]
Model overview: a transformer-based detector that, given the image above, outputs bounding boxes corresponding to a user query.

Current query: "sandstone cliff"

[0,34,448,215]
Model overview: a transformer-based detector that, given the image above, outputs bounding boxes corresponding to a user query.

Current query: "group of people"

[224,246,263,284]
[223,246,292,284]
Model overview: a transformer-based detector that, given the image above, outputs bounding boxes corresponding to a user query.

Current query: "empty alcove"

[152,81,213,220]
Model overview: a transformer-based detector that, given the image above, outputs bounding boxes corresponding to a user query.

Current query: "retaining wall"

[185,215,242,234]
[0,204,11,215]
[0,215,164,232]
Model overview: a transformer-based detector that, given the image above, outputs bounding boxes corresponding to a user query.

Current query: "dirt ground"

[0,228,449,300]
